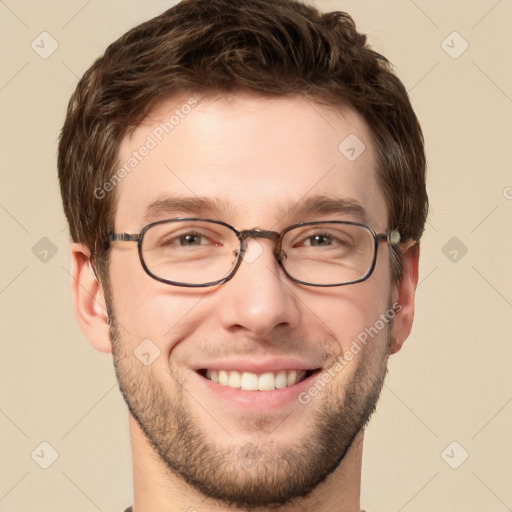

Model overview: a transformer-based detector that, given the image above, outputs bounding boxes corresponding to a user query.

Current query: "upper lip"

[191,357,322,374]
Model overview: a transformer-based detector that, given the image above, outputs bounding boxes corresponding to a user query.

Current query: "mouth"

[196,368,320,391]
[191,357,325,410]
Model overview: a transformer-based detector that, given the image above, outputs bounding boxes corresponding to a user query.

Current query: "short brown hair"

[58,0,428,285]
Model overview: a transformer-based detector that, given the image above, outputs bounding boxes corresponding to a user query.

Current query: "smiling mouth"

[197,368,320,391]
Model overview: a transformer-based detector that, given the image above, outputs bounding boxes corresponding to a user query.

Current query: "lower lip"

[191,370,321,410]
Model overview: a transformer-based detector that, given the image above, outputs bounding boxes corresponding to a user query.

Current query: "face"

[104,93,396,508]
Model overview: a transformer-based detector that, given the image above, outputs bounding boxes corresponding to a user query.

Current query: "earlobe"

[389,241,420,355]
[70,244,112,354]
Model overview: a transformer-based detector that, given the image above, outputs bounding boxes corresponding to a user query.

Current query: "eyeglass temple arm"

[108,232,140,242]
[382,230,419,250]
[376,229,401,245]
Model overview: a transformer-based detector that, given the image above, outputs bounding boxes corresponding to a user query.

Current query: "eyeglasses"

[107,218,401,287]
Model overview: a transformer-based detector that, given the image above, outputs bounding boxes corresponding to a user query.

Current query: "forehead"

[114,92,388,231]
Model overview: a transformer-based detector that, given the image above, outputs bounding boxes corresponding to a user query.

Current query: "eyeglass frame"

[106,217,402,288]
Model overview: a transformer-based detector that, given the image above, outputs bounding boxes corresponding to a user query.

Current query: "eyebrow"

[142,196,235,224]
[142,194,370,225]
[278,195,370,225]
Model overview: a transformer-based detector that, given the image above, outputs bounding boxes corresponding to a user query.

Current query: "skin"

[71,92,419,512]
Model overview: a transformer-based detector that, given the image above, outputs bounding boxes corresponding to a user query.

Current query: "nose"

[217,237,301,338]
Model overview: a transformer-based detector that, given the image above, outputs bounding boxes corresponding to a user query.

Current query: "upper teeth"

[205,369,307,391]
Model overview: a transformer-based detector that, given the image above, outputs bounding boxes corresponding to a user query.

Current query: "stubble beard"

[106,294,391,510]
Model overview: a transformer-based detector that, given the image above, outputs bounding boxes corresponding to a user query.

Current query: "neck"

[129,414,364,512]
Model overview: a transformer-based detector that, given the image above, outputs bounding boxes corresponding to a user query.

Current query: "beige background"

[1,1,511,511]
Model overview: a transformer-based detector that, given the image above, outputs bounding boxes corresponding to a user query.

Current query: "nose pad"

[240,237,264,264]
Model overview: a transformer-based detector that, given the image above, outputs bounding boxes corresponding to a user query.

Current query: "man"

[58,0,427,510]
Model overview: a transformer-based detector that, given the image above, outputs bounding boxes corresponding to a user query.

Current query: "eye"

[301,233,337,247]
[294,230,352,248]
[160,230,221,248]
[172,232,210,246]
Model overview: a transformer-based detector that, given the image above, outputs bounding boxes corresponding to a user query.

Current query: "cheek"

[313,291,392,393]
[108,254,210,352]
[303,275,391,355]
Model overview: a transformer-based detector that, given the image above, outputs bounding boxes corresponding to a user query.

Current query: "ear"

[389,241,420,355]
[70,243,112,353]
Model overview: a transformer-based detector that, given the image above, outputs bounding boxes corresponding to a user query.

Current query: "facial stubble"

[105,289,391,510]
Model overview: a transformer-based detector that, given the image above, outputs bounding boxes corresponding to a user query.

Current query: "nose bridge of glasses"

[239,228,280,242]
[238,229,282,259]
[240,228,280,245]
